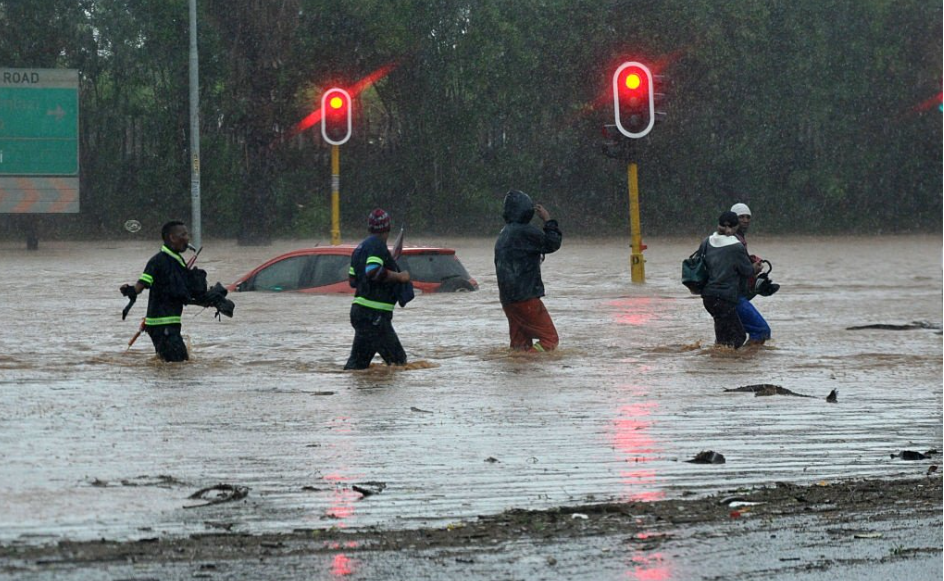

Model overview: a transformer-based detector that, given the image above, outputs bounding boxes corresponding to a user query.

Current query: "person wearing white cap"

[730,202,772,345]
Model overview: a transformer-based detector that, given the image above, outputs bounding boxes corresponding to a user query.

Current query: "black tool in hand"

[120,284,137,320]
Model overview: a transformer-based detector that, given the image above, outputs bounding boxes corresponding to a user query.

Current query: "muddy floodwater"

[0,234,941,545]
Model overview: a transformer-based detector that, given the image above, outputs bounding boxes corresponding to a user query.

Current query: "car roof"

[263,245,457,261]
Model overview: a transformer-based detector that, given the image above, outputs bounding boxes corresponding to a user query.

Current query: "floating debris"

[352,481,386,497]
[410,406,434,414]
[724,384,815,398]
[685,451,726,464]
[184,484,249,509]
[120,475,185,488]
[484,456,500,463]
[890,450,929,461]
[846,321,941,331]
[826,389,838,403]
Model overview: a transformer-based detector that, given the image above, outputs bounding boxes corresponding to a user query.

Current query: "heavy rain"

[1,1,941,580]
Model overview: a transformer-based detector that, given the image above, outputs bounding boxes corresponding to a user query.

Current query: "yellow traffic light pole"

[627,162,646,282]
[331,144,341,245]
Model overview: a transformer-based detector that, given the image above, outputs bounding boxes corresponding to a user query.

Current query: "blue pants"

[736,297,771,341]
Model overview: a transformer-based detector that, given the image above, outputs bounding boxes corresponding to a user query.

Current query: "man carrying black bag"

[119,220,234,362]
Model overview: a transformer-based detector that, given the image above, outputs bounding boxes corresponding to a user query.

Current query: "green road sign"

[0,69,79,176]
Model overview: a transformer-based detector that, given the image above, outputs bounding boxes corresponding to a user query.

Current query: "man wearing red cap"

[344,208,412,369]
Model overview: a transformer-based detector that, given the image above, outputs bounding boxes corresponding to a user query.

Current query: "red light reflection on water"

[628,552,670,581]
[610,388,674,579]
[323,473,360,523]
[608,297,658,326]
[321,417,363,578]
[611,393,665,502]
[330,553,355,577]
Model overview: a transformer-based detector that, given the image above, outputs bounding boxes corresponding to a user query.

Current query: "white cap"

[730,203,751,217]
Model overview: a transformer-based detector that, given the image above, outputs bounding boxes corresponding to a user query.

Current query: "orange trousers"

[501,297,559,352]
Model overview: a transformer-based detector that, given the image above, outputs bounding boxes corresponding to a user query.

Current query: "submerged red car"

[228,245,478,294]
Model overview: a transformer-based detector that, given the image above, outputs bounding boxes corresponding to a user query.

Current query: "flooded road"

[0,234,941,545]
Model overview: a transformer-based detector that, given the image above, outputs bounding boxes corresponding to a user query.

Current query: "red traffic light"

[613,62,654,138]
[321,87,352,145]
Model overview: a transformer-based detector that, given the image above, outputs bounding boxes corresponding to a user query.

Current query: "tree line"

[1,0,940,244]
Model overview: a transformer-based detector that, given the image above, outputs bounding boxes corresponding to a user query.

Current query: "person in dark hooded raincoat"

[494,190,563,352]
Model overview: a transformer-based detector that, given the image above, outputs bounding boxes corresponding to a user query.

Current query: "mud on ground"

[2,476,940,580]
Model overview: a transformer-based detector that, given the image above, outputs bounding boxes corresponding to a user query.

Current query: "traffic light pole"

[627,162,646,283]
[331,144,341,245]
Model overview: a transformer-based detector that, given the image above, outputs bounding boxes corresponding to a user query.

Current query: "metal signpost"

[188,0,202,249]
[0,68,80,221]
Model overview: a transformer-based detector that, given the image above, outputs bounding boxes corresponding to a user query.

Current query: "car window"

[302,255,350,288]
[251,256,310,291]
[399,253,471,283]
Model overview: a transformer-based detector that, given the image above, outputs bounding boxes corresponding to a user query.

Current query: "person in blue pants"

[731,203,771,345]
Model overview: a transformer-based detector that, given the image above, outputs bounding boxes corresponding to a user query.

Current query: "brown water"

[0,235,940,543]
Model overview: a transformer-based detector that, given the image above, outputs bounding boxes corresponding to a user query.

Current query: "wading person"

[730,202,772,345]
[494,189,563,352]
[344,208,412,370]
[119,221,218,362]
[701,211,760,349]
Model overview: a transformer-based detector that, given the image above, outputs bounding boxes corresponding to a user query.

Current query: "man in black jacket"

[494,190,563,352]
[701,211,759,349]
[344,208,412,370]
[119,221,202,361]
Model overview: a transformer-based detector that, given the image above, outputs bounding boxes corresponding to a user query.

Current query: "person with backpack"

[700,211,760,349]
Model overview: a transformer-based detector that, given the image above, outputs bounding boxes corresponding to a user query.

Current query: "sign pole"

[331,144,341,245]
[628,161,646,282]
[188,0,202,248]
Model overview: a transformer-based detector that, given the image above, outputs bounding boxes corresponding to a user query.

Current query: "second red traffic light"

[321,87,352,145]
[613,62,654,139]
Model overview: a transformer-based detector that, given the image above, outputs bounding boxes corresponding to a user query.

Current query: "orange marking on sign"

[49,177,77,212]
[12,177,40,212]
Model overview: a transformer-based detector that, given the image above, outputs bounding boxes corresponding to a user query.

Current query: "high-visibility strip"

[533,342,546,352]
[139,273,154,285]
[161,245,186,268]
[353,297,395,312]
[348,267,355,276]
[366,256,384,266]
[145,316,181,326]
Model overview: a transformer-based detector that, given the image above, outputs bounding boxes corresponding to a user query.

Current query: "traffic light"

[613,62,654,138]
[321,87,352,145]
[601,124,628,160]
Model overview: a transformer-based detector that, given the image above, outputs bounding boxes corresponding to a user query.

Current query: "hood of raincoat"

[502,190,535,224]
